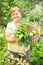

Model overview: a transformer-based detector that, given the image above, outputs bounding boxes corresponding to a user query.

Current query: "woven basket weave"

[20,23,40,44]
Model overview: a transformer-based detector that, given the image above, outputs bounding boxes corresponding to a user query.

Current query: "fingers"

[32,33,40,43]
[6,33,12,37]
[20,50,27,55]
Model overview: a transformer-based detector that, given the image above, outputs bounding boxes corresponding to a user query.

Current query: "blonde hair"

[10,6,22,14]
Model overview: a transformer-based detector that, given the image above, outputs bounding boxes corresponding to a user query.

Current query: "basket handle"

[19,23,39,33]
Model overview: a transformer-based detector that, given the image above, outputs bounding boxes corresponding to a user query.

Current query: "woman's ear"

[19,13,22,18]
[11,14,14,20]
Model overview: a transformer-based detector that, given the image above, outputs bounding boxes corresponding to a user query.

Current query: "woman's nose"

[14,14,17,17]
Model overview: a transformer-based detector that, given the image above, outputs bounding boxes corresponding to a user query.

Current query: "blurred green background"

[0,0,43,65]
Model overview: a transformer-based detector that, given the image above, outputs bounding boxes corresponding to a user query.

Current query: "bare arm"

[6,32,16,43]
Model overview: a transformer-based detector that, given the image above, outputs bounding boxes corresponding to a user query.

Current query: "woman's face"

[11,10,21,22]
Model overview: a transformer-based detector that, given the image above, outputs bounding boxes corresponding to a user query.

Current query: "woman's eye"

[13,14,15,16]
[16,13,18,15]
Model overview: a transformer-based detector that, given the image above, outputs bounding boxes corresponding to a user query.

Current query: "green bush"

[0,0,43,65]
[0,0,43,26]
[30,38,43,65]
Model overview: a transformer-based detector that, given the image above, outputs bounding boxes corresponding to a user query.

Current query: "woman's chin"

[14,19,19,22]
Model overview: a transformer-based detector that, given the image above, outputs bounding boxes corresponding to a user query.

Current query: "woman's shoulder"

[6,22,14,32]
[7,21,13,25]
[7,21,14,27]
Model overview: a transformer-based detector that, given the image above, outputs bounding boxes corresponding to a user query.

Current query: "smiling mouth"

[14,18,19,19]
[14,16,19,19]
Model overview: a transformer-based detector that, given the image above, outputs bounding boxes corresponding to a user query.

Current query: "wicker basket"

[20,23,40,44]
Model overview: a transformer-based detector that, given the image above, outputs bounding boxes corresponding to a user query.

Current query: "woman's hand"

[6,32,16,43]
[32,30,40,44]
[20,50,27,55]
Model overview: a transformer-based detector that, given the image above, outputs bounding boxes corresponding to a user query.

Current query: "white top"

[6,22,30,53]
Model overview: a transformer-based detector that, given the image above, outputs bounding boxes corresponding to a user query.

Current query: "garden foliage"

[0,0,43,65]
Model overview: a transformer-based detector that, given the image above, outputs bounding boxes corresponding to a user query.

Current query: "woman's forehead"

[11,10,20,14]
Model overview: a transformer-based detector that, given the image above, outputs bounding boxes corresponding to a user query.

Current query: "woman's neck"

[13,21,20,28]
[13,20,20,23]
